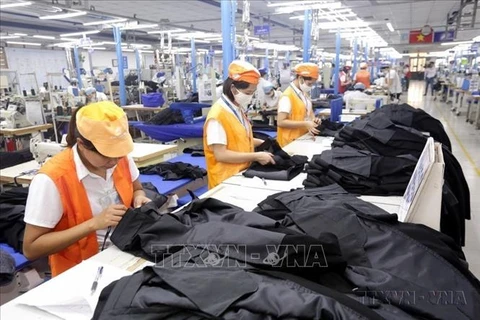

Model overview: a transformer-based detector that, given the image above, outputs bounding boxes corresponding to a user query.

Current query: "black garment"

[141,182,169,209]
[251,122,277,131]
[315,119,344,137]
[146,108,185,125]
[244,138,308,181]
[0,187,28,252]
[303,146,417,195]
[139,161,206,181]
[369,103,451,151]
[0,149,33,170]
[0,249,15,286]
[0,187,29,205]
[183,144,205,157]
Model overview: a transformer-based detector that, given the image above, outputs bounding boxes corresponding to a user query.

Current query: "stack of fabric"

[303,146,417,195]
[139,162,207,181]
[243,138,308,181]
[92,191,480,319]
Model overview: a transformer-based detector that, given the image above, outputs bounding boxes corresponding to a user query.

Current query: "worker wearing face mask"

[262,82,282,110]
[277,63,321,147]
[203,60,275,189]
[85,87,109,104]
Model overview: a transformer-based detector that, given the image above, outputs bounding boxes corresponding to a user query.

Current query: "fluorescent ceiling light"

[0,35,20,39]
[139,50,155,53]
[290,11,355,20]
[102,41,117,45]
[175,38,211,44]
[40,11,87,20]
[121,24,158,30]
[275,2,342,14]
[33,35,56,40]
[267,1,327,7]
[83,18,127,26]
[147,29,186,34]
[7,41,41,46]
[88,47,107,50]
[0,1,32,9]
[122,43,152,48]
[441,40,473,46]
[472,36,480,42]
[123,49,135,52]
[317,20,368,29]
[386,22,394,32]
[61,30,101,37]
[13,33,28,36]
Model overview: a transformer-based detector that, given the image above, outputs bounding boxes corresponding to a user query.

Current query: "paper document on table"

[19,260,131,319]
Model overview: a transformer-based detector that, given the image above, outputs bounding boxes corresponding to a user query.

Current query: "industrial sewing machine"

[0,96,33,129]
[30,135,67,164]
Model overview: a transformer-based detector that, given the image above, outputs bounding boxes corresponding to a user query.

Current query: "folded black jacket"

[139,161,206,181]
[146,108,185,125]
[244,138,308,181]
[315,119,344,137]
[183,143,205,157]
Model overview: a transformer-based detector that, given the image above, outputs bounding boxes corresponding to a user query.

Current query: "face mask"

[234,90,253,108]
[299,78,312,93]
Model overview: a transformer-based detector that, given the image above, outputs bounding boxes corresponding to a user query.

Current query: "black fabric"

[250,122,277,131]
[0,149,34,170]
[369,103,451,151]
[0,249,16,286]
[0,187,29,205]
[139,162,206,181]
[0,187,28,252]
[244,138,308,181]
[183,144,205,157]
[303,146,417,195]
[141,182,169,209]
[315,119,344,137]
[146,108,185,125]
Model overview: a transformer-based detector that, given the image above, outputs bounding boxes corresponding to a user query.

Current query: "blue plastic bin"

[170,102,211,124]
[142,93,165,108]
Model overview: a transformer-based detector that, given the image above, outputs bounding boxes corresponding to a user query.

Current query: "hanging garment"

[243,138,308,181]
[139,161,207,181]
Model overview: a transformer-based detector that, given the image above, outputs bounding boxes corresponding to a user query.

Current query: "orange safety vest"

[355,70,371,89]
[38,148,133,276]
[277,85,308,147]
[203,100,254,189]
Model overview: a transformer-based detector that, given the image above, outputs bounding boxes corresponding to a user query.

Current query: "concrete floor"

[405,80,480,279]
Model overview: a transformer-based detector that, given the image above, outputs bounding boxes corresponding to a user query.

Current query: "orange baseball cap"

[294,63,319,79]
[228,60,260,84]
[76,101,134,158]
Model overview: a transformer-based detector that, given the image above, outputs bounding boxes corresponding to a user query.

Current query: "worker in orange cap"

[203,60,275,189]
[277,62,321,147]
[354,62,371,89]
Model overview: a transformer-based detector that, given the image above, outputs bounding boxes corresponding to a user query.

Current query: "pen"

[91,266,104,295]
[101,226,112,252]
[262,178,267,186]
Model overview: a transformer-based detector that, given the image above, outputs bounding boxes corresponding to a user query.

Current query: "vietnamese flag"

[409,30,433,44]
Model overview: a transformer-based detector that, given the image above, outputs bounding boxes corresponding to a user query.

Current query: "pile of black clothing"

[0,187,29,252]
[243,138,308,181]
[93,187,480,319]
[183,144,205,157]
[368,103,452,151]
[0,149,33,170]
[315,119,344,137]
[146,108,185,125]
[139,161,206,181]
[303,146,417,195]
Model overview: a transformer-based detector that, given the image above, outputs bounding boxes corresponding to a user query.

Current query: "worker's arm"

[23,204,127,261]
[277,112,319,135]
[253,138,264,147]
[132,178,151,208]
[210,144,274,165]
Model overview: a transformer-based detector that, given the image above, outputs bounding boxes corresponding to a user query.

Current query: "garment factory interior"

[0,0,480,319]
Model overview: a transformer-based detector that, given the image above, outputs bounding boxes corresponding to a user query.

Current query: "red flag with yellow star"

[409,29,433,44]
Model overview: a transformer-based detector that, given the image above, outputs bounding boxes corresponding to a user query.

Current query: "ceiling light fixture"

[147,29,186,34]
[441,40,474,46]
[0,35,20,39]
[386,22,394,32]
[61,30,101,37]
[33,35,56,40]
[13,33,28,36]
[275,2,342,14]
[267,1,327,7]
[121,24,158,30]
[40,11,87,20]
[6,41,42,46]
[0,1,32,9]
[83,18,127,26]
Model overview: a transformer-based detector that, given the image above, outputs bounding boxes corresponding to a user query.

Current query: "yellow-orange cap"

[76,101,134,158]
[228,60,261,84]
[294,63,319,79]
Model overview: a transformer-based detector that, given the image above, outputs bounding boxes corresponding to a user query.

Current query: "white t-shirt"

[206,94,249,146]
[24,145,140,250]
[264,90,282,109]
[425,67,437,79]
[387,69,402,94]
[278,83,313,119]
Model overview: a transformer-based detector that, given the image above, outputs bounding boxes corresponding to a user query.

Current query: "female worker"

[204,60,275,189]
[277,63,321,147]
[23,101,151,276]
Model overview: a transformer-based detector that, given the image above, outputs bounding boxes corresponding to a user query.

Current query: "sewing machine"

[30,135,67,164]
[0,97,33,129]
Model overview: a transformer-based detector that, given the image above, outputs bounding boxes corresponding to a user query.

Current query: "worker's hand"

[255,152,276,165]
[92,204,127,230]
[134,195,152,208]
[313,117,322,125]
[305,121,320,135]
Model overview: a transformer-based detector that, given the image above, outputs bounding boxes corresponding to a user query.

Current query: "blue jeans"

[425,77,435,95]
